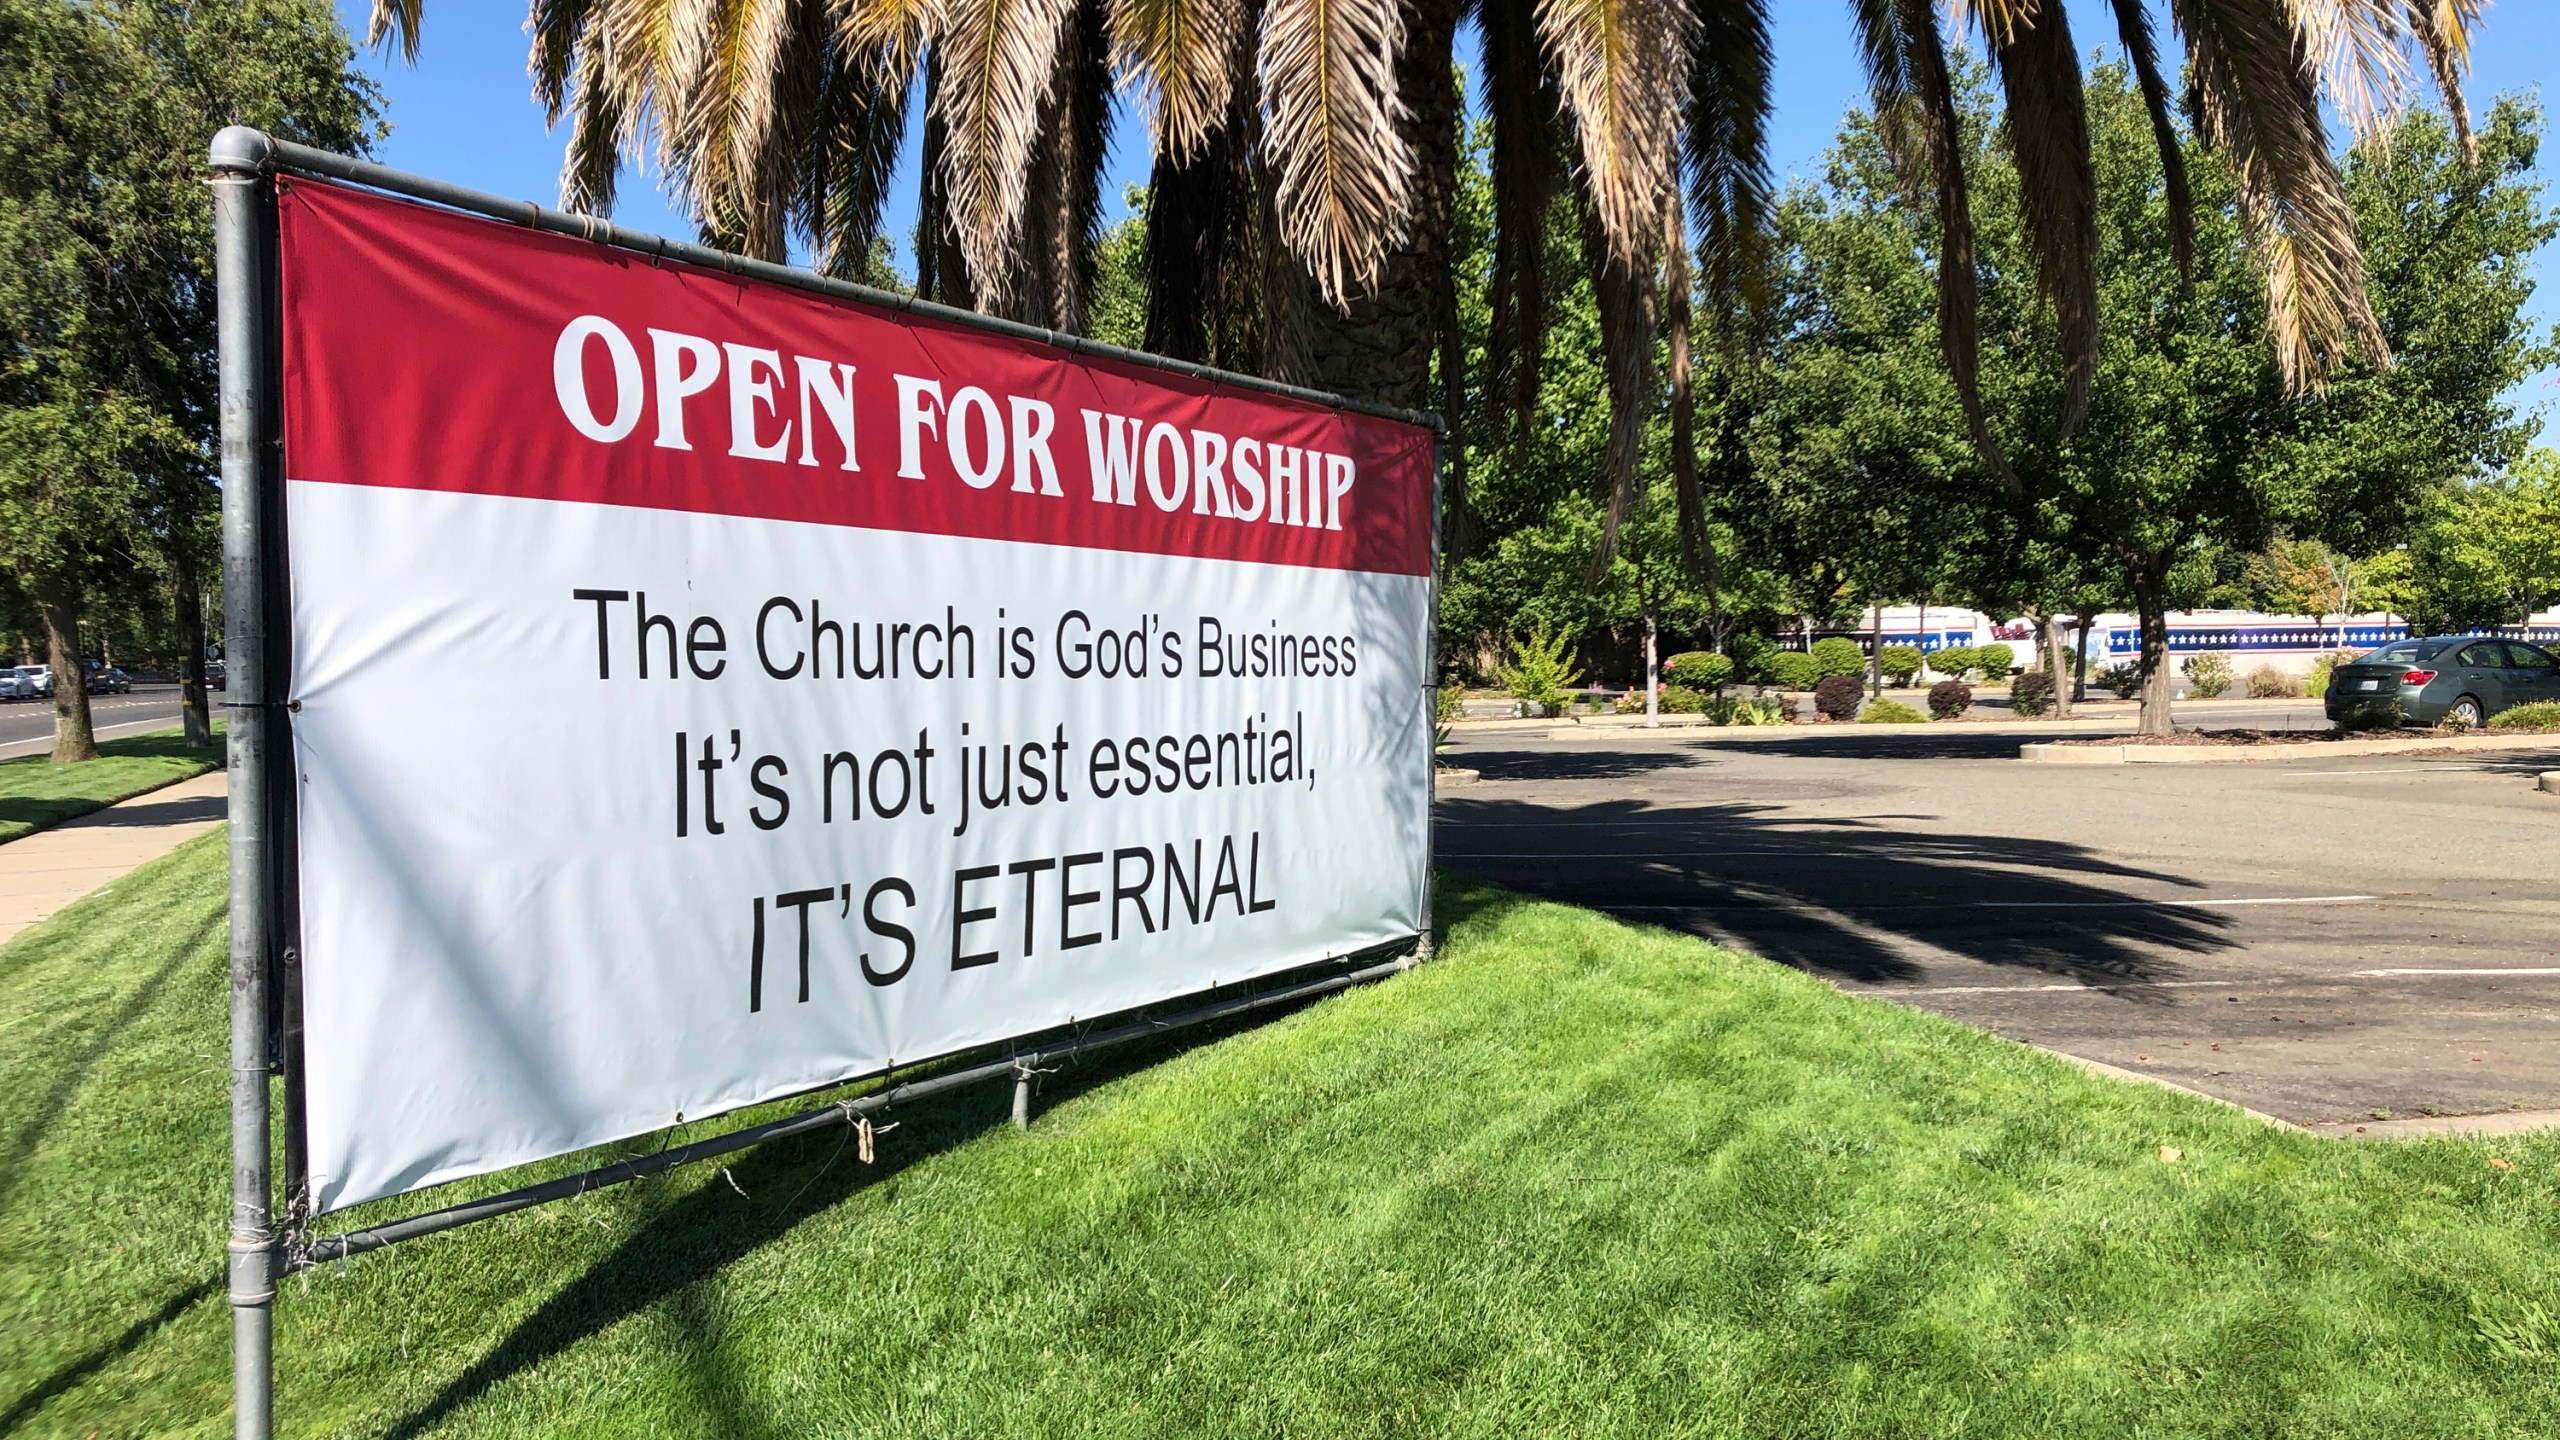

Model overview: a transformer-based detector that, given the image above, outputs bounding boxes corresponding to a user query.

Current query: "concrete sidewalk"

[0,770,227,945]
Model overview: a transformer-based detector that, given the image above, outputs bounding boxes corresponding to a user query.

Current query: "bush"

[1859,698,1928,724]
[1664,651,1733,691]
[2335,702,2405,734]
[1769,651,1821,689]
[2181,652,2233,699]
[1813,674,1864,720]
[2244,664,2297,699]
[1496,624,1585,716]
[2490,701,2560,731]
[1708,693,1789,726]
[2303,651,2358,699]
[2094,662,2145,700]
[1435,682,1464,749]
[1930,644,1977,680]
[1810,636,1867,679]
[1659,684,1705,714]
[1878,644,1923,686]
[1927,679,1972,719]
[1973,641,2015,679]
[2010,671,2055,717]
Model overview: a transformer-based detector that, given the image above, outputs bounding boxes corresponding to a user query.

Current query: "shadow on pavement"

[1435,795,2235,991]
[1457,748,1713,782]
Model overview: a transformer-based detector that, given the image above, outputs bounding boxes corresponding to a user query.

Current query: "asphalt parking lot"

[1436,723,2560,1127]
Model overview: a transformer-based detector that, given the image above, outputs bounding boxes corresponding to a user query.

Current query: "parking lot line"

[2354,967,2560,977]
[1978,895,2376,909]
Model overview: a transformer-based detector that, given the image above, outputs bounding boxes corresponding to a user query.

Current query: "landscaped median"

[0,727,222,842]
[11,844,2560,1434]
[2023,727,2560,764]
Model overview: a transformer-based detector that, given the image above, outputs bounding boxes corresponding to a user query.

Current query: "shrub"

[1859,698,1928,724]
[1769,651,1821,689]
[1813,674,1865,720]
[1930,644,1977,680]
[2244,664,2297,699]
[1927,679,1972,719]
[1709,693,1788,726]
[1878,644,1923,686]
[2336,701,2406,734]
[1659,684,1706,714]
[2095,662,2145,699]
[1973,641,2015,679]
[1435,682,1464,749]
[1810,636,1867,679]
[2010,671,2055,717]
[1664,651,1733,691]
[2181,652,2233,698]
[1496,624,1584,716]
[2304,650,2358,698]
[2490,701,2560,731]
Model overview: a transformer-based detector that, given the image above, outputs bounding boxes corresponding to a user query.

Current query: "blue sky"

[332,0,2557,414]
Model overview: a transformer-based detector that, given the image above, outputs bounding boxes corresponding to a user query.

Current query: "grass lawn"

[9,838,2560,1437]
[0,727,222,843]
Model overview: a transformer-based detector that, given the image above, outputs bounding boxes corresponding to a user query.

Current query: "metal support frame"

[205,124,1448,1438]
[211,125,278,1440]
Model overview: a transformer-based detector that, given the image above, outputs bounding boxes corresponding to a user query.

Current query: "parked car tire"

[2448,694,2486,729]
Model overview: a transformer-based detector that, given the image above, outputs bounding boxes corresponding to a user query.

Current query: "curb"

[2542,772,2560,795]
[1435,767,1481,785]
[2021,731,2560,765]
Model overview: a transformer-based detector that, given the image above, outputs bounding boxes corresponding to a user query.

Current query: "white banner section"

[288,483,1430,1212]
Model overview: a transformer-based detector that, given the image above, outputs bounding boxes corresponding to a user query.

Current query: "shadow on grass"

[1434,794,2234,990]
[0,1276,219,1435]
[370,928,1514,1440]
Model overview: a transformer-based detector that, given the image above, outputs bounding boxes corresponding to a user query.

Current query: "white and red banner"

[277,181,1435,1213]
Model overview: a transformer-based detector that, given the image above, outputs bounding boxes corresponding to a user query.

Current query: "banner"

[277,181,1435,1213]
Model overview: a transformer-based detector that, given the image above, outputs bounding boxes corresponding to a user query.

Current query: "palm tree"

[368,0,2483,569]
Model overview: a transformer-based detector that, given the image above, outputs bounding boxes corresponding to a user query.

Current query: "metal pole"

[1417,431,1444,960]
[212,125,277,1440]
[1011,1066,1033,1130]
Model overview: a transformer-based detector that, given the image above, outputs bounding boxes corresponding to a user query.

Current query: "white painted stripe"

[1877,980,2243,996]
[1977,894,2376,909]
[2274,766,2489,777]
[2354,967,2560,977]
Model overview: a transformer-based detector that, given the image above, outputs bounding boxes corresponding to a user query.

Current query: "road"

[0,687,193,758]
[1436,723,2560,1126]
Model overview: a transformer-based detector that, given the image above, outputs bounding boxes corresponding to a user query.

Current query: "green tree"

[0,0,380,760]
[1752,68,2555,734]
[2392,450,2560,632]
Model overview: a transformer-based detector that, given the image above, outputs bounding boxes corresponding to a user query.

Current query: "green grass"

[0,727,221,843]
[10,840,2560,1437]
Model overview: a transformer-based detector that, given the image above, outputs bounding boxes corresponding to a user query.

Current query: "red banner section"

[278,181,1435,576]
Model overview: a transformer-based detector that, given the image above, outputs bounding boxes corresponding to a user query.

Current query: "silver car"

[2326,637,2560,728]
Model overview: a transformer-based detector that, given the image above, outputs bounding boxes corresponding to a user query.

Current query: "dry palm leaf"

[1683,0,1772,331]
[1979,0,2098,434]
[1258,0,1412,301]
[1483,0,1560,450]
[2108,0,2197,278]
[1538,0,1691,268]
[1110,0,1249,162]
[934,0,1078,307]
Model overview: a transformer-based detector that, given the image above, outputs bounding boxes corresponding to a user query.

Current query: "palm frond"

[2284,0,2409,147]
[1979,0,2097,433]
[1144,25,1263,360]
[1483,0,1560,450]
[669,0,802,256]
[1018,0,1116,327]
[366,0,420,59]
[1537,0,1689,267]
[1851,0,2013,488]
[2108,0,2196,277]
[1257,0,1412,301]
[2404,0,2479,161]
[1110,0,1247,162]
[835,0,935,83]
[557,20,630,214]
[1579,192,1654,578]
[933,0,1078,307]
[1662,189,1716,586]
[2174,0,2389,390]
[1683,0,1771,334]
[531,0,600,118]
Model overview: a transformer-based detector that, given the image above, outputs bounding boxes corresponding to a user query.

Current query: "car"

[2326,636,2560,729]
[86,665,131,694]
[9,665,53,700]
[0,671,16,702]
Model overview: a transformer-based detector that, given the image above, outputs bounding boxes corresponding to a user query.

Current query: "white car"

[9,665,52,700]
